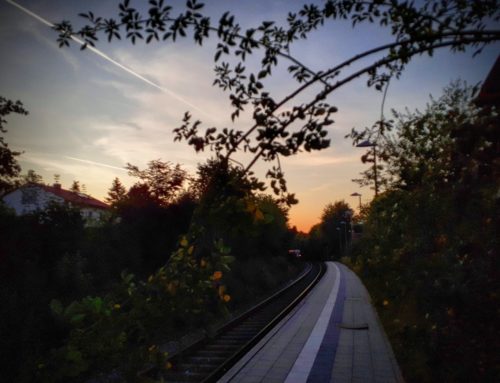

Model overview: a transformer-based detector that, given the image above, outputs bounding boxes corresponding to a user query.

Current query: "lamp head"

[356,140,375,148]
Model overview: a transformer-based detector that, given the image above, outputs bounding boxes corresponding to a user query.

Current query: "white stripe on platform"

[284,262,341,383]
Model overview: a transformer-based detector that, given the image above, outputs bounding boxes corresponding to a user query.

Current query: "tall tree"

[0,96,28,193]
[106,177,127,206]
[191,158,264,205]
[70,180,81,193]
[348,81,492,192]
[23,169,43,184]
[54,1,500,202]
[126,160,187,206]
[320,200,354,259]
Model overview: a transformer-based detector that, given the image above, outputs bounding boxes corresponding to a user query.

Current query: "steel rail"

[203,262,325,382]
[147,262,325,382]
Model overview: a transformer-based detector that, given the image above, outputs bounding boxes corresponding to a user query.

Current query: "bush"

[348,83,499,382]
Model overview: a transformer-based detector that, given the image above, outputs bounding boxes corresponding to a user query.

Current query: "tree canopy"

[70,180,81,193]
[106,177,127,206]
[22,169,44,185]
[0,97,27,193]
[349,79,500,194]
[125,159,188,206]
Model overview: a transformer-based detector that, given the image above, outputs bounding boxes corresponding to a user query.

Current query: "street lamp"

[350,192,362,211]
[356,139,378,196]
[340,221,347,253]
[336,227,342,255]
[354,79,389,197]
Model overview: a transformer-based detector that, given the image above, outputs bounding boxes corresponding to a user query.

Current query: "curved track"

[148,262,325,382]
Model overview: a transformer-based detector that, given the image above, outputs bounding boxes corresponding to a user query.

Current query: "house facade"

[2,183,109,222]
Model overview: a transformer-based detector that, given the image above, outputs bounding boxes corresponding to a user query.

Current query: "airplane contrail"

[5,0,211,118]
[64,156,127,171]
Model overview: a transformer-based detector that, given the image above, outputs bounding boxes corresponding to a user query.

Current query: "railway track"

[147,262,325,382]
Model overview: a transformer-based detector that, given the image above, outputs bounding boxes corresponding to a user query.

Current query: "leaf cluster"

[0,96,28,192]
[348,81,492,192]
[125,159,188,206]
[41,238,234,381]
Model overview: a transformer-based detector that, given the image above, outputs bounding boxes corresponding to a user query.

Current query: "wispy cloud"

[121,121,142,131]
[110,48,236,126]
[64,156,127,171]
[13,19,80,72]
[19,152,133,199]
[5,0,212,118]
[286,152,359,167]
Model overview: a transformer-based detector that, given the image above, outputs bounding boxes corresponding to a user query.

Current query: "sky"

[1,0,498,232]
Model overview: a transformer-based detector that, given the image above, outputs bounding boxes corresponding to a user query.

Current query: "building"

[1,183,109,222]
[475,55,500,108]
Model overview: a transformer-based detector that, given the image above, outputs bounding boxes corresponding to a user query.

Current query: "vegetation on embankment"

[342,82,499,382]
[0,158,301,383]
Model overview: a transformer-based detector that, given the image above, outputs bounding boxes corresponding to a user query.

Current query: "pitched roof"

[476,55,500,107]
[33,183,109,210]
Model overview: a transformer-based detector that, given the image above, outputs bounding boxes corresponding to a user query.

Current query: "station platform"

[218,262,404,383]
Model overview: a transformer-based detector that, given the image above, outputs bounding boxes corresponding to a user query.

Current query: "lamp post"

[354,79,389,197]
[356,140,378,196]
[336,227,342,255]
[350,192,362,211]
[340,221,347,253]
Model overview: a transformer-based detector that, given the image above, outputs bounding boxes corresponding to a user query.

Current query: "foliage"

[0,203,87,383]
[190,158,264,203]
[53,0,499,203]
[385,82,482,190]
[38,239,234,382]
[347,80,485,192]
[100,168,197,273]
[0,96,28,193]
[105,176,127,206]
[22,169,44,184]
[348,82,499,382]
[304,200,354,261]
[321,200,354,258]
[0,193,194,381]
[70,180,81,193]
[224,256,300,313]
[116,193,197,272]
[188,159,291,260]
[125,160,188,206]
[37,1,498,380]
[0,157,298,382]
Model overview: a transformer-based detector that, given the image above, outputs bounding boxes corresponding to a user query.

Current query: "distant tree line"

[294,200,355,261]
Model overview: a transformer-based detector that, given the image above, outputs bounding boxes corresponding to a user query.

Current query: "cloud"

[120,121,142,131]
[5,0,211,116]
[23,26,80,72]
[1,1,80,72]
[110,48,234,125]
[63,156,127,172]
[286,152,359,167]
[87,117,207,172]
[19,151,134,200]
[80,47,245,170]
[87,45,370,175]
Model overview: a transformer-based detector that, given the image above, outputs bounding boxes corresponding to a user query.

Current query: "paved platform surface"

[218,262,404,383]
